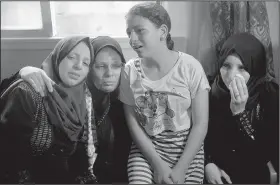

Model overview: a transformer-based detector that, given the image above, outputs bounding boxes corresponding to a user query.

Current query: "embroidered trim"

[85,87,96,176]
[95,93,111,127]
[235,103,261,141]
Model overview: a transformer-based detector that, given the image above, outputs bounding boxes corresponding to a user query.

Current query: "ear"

[159,24,168,41]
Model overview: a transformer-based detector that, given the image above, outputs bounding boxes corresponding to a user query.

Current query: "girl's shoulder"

[177,52,204,71]
[122,58,143,79]
[124,57,140,68]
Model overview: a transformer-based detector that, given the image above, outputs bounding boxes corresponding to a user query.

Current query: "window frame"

[1,1,53,38]
[1,1,161,38]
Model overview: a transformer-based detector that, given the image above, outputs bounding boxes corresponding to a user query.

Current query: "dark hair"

[126,2,174,50]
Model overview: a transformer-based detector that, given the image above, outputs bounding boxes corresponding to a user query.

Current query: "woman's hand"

[19,66,55,97]
[154,161,173,184]
[205,163,232,184]
[229,75,248,115]
[170,165,186,184]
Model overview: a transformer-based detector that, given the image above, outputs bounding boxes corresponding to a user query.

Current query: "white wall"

[1,2,279,82]
[0,37,186,80]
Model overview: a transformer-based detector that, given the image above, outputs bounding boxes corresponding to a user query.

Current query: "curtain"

[210,1,275,81]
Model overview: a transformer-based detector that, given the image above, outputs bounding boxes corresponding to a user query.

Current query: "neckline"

[140,51,182,82]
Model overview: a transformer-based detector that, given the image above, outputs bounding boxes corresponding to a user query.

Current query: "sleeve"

[233,110,255,140]
[260,83,279,172]
[0,83,37,183]
[118,63,136,106]
[0,71,20,96]
[204,95,229,168]
[204,96,221,166]
[185,57,211,99]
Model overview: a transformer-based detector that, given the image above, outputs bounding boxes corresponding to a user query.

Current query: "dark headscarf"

[41,36,93,142]
[86,36,126,109]
[211,33,270,111]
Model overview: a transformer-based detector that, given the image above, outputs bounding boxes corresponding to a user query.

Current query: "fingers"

[42,71,54,93]
[231,79,241,102]
[229,84,236,102]
[30,75,44,96]
[163,176,173,184]
[221,170,232,184]
[230,76,248,103]
[35,72,46,96]
[28,78,39,93]
[169,173,180,184]
[215,176,223,184]
[235,77,245,99]
[169,173,176,183]
[239,75,248,98]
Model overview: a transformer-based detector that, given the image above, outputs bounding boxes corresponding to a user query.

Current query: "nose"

[129,31,138,45]
[73,60,83,70]
[104,66,113,77]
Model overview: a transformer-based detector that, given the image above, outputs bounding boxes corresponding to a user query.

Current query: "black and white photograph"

[0,1,279,184]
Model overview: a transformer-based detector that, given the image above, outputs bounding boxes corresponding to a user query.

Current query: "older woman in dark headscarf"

[204,33,279,184]
[71,36,131,184]
[0,36,93,183]
[1,36,132,184]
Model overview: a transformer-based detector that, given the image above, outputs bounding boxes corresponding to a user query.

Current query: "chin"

[65,79,81,87]
[101,86,117,93]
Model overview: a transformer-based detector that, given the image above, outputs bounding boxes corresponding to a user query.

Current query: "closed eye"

[238,65,245,70]
[136,28,145,34]
[67,54,76,60]
[83,61,90,66]
[95,65,105,68]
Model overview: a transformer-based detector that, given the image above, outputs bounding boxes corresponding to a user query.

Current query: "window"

[1,1,158,38]
[1,1,52,37]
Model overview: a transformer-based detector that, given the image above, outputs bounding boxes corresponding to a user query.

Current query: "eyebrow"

[126,25,144,32]
[69,52,90,60]
[95,60,122,64]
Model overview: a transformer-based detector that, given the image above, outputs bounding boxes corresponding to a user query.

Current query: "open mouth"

[132,45,143,50]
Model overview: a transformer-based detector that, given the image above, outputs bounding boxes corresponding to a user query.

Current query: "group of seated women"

[0,3,278,184]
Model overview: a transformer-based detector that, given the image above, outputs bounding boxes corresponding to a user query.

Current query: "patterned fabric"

[85,86,97,176]
[30,84,52,156]
[11,82,54,156]
[127,130,204,184]
[234,110,256,140]
[234,103,262,141]
[119,52,210,136]
[210,1,275,80]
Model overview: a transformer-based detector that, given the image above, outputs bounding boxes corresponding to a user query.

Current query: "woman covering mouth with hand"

[204,33,279,184]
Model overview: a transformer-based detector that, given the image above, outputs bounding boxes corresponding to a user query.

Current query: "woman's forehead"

[95,47,122,62]
[224,54,243,65]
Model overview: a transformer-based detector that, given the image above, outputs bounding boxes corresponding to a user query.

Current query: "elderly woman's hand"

[19,66,55,97]
[205,163,232,184]
[229,75,248,115]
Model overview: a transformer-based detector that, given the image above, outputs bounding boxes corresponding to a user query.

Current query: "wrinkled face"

[91,47,123,93]
[126,15,161,58]
[59,42,90,86]
[220,54,250,88]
